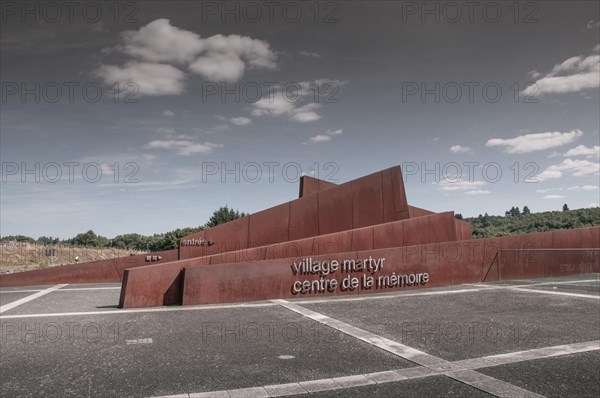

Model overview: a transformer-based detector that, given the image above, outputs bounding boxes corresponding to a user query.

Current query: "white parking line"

[150,340,600,398]
[472,283,600,299]
[0,284,68,314]
[0,289,43,294]
[0,285,489,319]
[272,299,545,398]
[292,287,488,305]
[57,287,121,291]
[0,301,278,319]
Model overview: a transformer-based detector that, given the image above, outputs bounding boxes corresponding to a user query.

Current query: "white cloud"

[144,140,223,156]
[250,97,322,123]
[307,128,343,144]
[449,145,472,153]
[188,34,277,82]
[99,163,115,176]
[435,180,487,192]
[543,195,565,199]
[249,79,346,123]
[524,52,600,95]
[464,190,491,195]
[547,151,561,158]
[309,134,332,143]
[567,185,598,191]
[587,20,600,29]
[95,61,185,96]
[119,19,205,63]
[142,154,157,161]
[103,19,277,90]
[250,97,296,117]
[291,103,322,122]
[230,117,252,126]
[486,129,583,154]
[537,158,600,181]
[163,110,175,117]
[189,52,246,82]
[586,203,599,208]
[564,145,600,158]
[528,70,541,79]
[536,188,563,193]
[299,50,322,58]
[156,127,176,135]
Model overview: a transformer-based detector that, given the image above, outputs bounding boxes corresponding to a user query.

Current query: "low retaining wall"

[0,249,178,287]
[484,248,599,282]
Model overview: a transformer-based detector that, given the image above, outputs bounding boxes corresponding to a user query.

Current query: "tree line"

[4,205,599,249]
[0,206,247,251]
[455,206,600,238]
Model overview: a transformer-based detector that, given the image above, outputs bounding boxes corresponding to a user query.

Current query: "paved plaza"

[1,274,598,397]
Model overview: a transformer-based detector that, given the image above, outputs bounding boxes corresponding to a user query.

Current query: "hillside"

[0,243,140,274]
[465,207,600,238]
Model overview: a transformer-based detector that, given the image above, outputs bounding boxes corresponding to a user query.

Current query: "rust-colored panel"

[119,256,211,308]
[182,244,461,305]
[179,230,206,259]
[495,249,599,281]
[351,173,384,229]
[299,175,337,197]
[381,168,396,223]
[390,166,410,220]
[581,227,600,248]
[551,228,582,248]
[0,260,120,287]
[408,205,436,218]
[205,217,249,255]
[403,216,430,246]
[455,220,472,240]
[248,203,290,248]
[451,239,485,283]
[113,249,179,278]
[429,212,457,243]
[317,182,353,235]
[373,220,404,249]
[314,230,352,256]
[289,194,319,241]
[0,249,178,288]
[351,227,374,252]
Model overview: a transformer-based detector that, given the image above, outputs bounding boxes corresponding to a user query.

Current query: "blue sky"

[1,1,599,239]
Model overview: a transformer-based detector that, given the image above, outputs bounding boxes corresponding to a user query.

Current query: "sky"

[1,0,599,240]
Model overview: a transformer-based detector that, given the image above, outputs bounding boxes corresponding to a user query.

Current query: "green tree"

[70,230,106,247]
[563,203,569,211]
[204,206,247,228]
[522,206,531,214]
[455,213,463,220]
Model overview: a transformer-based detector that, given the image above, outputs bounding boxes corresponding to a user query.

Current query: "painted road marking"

[272,299,545,398]
[150,340,600,398]
[0,284,68,314]
[0,286,491,319]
